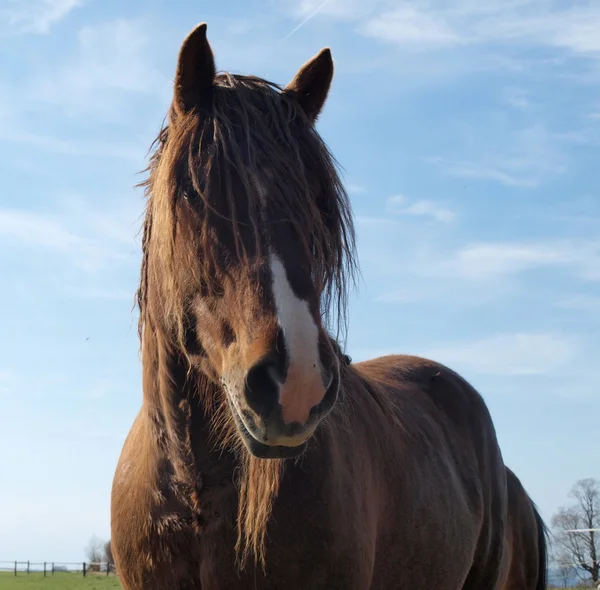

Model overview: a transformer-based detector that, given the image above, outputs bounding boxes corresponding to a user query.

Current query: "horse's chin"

[241,433,308,459]
[230,406,309,459]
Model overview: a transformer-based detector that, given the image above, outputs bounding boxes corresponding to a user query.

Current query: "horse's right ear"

[173,22,216,115]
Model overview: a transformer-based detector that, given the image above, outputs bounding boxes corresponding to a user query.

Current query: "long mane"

[135,72,358,567]
[137,72,357,344]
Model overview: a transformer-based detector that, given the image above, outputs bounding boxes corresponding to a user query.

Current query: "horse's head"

[140,23,355,459]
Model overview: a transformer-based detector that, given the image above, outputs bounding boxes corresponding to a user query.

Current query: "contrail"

[283,0,334,41]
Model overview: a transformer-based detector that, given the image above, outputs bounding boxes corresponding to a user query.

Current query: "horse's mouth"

[229,404,309,460]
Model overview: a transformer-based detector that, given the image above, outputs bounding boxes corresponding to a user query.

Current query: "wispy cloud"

[348,331,580,376]
[427,124,568,188]
[286,0,600,59]
[0,209,80,251]
[29,19,168,116]
[440,240,600,282]
[364,6,461,50]
[428,157,541,187]
[387,195,455,223]
[0,194,140,274]
[424,332,580,376]
[373,269,519,307]
[0,126,144,161]
[0,0,82,35]
[284,0,378,21]
[283,0,335,40]
[367,232,600,308]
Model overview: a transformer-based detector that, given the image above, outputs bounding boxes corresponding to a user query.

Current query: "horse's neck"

[140,322,236,488]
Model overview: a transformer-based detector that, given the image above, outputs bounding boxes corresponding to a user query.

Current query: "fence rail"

[0,560,115,576]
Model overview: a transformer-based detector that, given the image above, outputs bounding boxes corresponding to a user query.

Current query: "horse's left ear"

[283,48,334,122]
[173,22,216,115]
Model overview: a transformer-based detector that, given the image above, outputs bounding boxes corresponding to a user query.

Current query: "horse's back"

[351,354,510,589]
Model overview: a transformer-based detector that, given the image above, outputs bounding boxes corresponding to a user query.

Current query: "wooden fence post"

[51,562,55,575]
[44,562,47,577]
[83,562,86,577]
[14,561,16,576]
[27,561,30,574]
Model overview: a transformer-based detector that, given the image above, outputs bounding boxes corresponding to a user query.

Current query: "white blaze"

[269,253,321,370]
[269,252,325,423]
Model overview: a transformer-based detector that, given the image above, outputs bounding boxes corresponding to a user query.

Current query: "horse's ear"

[283,48,334,122]
[173,22,216,115]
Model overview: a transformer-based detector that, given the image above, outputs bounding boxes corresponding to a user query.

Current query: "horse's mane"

[133,72,358,567]
[137,72,357,346]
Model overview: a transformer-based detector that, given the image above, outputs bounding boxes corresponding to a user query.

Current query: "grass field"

[0,572,592,589]
[0,572,122,589]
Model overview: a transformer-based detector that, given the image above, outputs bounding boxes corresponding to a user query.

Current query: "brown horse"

[111,22,545,589]
[502,467,548,590]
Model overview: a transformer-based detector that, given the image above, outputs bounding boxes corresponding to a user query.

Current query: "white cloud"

[0,195,141,274]
[428,157,540,187]
[29,19,168,116]
[348,332,580,376]
[364,6,461,49]
[283,0,379,20]
[0,126,144,161]
[0,210,79,250]
[283,0,600,59]
[387,195,455,223]
[0,0,81,35]
[372,268,519,307]
[439,240,600,282]
[424,332,579,376]
[428,124,568,188]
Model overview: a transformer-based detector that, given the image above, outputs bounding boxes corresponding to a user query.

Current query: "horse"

[502,467,548,589]
[110,22,544,589]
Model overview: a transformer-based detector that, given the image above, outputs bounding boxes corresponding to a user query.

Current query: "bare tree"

[554,551,577,587]
[551,478,600,584]
[104,540,114,573]
[85,535,105,564]
[104,540,113,563]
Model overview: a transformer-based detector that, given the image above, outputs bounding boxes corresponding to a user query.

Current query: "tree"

[551,478,600,584]
[104,540,114,573]
[554,551,577,588]
[104,540,113,564]
[85,535,104,564]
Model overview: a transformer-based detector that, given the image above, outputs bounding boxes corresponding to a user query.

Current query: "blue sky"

[0,0,598,563]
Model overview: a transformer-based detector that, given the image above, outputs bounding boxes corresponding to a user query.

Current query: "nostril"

[244,359,283,419]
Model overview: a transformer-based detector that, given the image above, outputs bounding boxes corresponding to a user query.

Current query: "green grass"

[0,572,122,589]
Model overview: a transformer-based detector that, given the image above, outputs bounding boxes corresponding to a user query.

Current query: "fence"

[0,560,116,576]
